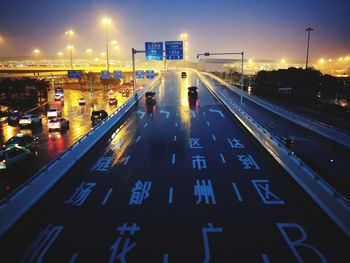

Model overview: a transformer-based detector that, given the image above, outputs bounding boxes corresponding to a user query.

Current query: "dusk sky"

[0,0,349,61]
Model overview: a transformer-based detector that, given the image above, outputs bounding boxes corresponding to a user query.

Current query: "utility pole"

[305,27,314,69]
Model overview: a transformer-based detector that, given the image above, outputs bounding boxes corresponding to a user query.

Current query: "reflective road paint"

[1,71,349,262]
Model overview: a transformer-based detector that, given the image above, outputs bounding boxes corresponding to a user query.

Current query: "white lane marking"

[232,182,243,202]
[209,108,224,118]
[172,153,176,164]
[184,109,196,118]
[144,122,148,128]
[220,153,226,164]
[176,113,178,116]
[159,110,170,118]
[137,110,145,119]
[262,254,270,263]
[123,155,131,165]
[102,188,113,206]
[136,135,141,143]
[69,253,79,263]
[174,135,177,142]
[206,121,210,126]
[212,134,216,141]
[202,111,206,116]
[175,122,178,127]
[168,187,174,204]
[149,113,153,117]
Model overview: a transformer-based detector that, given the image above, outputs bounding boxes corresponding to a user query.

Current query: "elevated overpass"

[0,70,349,262]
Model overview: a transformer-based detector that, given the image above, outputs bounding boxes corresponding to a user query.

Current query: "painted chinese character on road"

[129,180,152,205]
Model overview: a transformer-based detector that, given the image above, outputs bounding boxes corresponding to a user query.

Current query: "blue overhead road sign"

[101,70,110,79]
[114,70,123,79]
[165,41,183,60]
[145,42,163,61]
[136,71,144,79]
[67,70,82,79]
[146,70,155,79]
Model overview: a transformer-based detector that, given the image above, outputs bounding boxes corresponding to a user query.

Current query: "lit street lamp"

[65,29,74,69]
[102,18,111,71]
[305,27,314,69]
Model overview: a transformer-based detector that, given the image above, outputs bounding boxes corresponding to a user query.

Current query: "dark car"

[5,134,38,151]
[122,89,130,97]
[145,92,156,105]
[8,111,22,124]
[109,96,118,106]
[91,110,108,125]
[181,72,187,78]
[188,86,198,98]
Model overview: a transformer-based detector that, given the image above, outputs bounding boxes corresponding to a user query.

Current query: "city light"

[248,59,253,64]
[102,17,111,25]
[33,49,40,54]
[338,57,343,61]
[86,49,92,53]
[66,45,74,50]
[328,58,332,62]
[281,59,286,63]
[319,58,325,64]
[100,52,106,57]
[346,56,350,61]
[111,40,118,45]
[57,52,63,56]
[65,29,74,37]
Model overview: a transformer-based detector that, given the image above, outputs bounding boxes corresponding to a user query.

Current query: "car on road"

[122,89,130,97]
[91,110,108,125]
[48,117,69,131]
[47,108,61,119]
[78,98,86,105]
[181,72,187,78]
[188,86,199,98]
[145,91,156,105]
[54,93,64,101]
[18,114,42,128]
[109,96,118,106]
[4,134,38,151]
[8,110,22,124]
[0,147,32,172]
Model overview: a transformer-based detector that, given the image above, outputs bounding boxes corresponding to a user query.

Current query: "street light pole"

[105,26,109,71]
[65,29,74,69]
[102,18,111,71]
[305,27,314,69]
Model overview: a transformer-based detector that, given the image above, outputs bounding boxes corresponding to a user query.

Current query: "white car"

[47,108,61,119]
[54,94,63,101]
[18,114,42,128]
[78,98,86,105]
[48,117,69,131]
[0,148,32,171]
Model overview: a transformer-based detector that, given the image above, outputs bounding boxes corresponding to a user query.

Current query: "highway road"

[0,71,349,262]
[204,75,350,199]
[0,87,131,198]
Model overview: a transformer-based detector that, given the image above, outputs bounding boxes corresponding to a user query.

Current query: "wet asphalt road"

[0,70,349,262]
[204,76,350,199]
[0,88,130,198]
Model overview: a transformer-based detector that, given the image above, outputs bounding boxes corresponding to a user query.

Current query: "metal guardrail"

[203,72,350,148]
[0,76,160,237]
[196,70,350,238]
